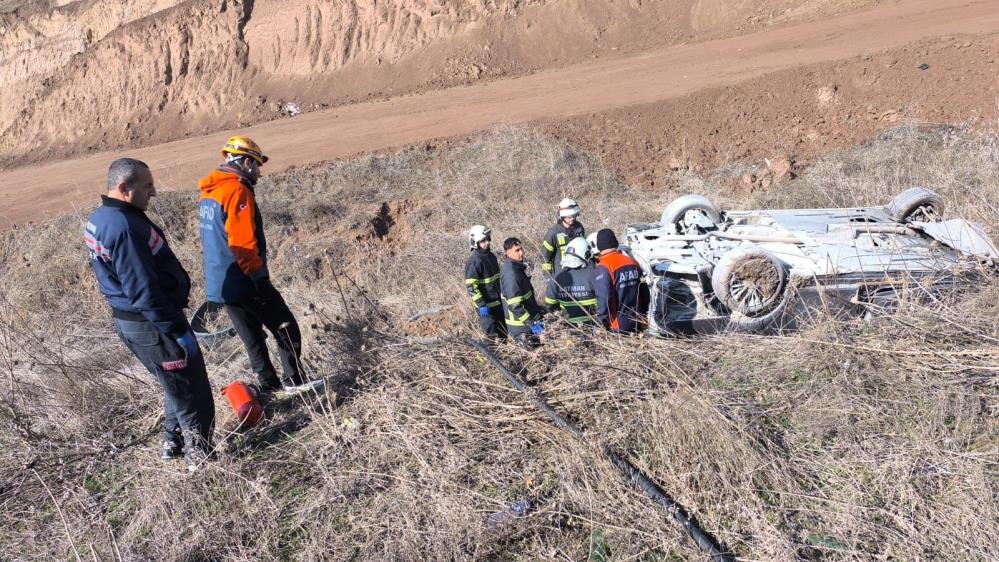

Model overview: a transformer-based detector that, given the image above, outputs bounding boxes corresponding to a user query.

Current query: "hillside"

[2,0,998,227]
[0,0,881,167]
[1,124,997,560]
[2,0,998,559]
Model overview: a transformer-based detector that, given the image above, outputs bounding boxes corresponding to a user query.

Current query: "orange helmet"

[221,135,268,165]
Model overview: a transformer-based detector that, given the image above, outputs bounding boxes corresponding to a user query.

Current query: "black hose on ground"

[467,338,734,562]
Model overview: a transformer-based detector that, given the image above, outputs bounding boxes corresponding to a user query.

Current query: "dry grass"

[0,123,997,561]
[753,122,999,238]
[0,1,29,14]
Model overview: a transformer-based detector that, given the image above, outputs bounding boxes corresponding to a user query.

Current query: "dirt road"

[2,0,997,227]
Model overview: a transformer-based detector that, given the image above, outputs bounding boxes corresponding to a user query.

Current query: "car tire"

[711,247,790,332]
[660,194,722,234]
[887,186,945,223]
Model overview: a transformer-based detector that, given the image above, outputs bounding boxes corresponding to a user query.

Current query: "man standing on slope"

[85,158,214,470]
[464,225,506,340]
[593,229,643,333]
[541,198,585,281]
[500,237,544,345]
[198,136,323,396]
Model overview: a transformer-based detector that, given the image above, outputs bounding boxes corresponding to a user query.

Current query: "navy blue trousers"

[112,318,215,443]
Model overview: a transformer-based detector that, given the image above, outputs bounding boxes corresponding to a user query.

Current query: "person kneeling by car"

[544,237,599,334]
[594,229,643,333]
[500,237,544,345]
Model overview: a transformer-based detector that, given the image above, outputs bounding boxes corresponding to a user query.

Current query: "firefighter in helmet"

[541,198,585,278]
[464,225,506,339]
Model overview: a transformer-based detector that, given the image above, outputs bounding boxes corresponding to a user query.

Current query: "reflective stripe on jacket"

[544,265,598,324]
[500,259,541,327]
[84,196,192,337]
[464,248,502,308]
[542,221,585,275]
[198,167,269,303]
[594,250,642,332]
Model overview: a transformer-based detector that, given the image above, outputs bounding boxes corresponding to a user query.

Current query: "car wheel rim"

[677,209,711,233]
[727,258,783,315]
[908,204,939,222]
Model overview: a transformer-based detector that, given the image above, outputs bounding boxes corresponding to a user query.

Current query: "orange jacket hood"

[198,167,247,196]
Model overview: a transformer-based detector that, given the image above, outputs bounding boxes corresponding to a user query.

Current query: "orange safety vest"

[595,250,642,331]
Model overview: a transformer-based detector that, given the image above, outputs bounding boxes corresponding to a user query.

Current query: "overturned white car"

[624,188,999,335]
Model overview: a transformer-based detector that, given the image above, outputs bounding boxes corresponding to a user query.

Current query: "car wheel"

[711,247,790,332]
[660,194,722,234]
[887,186,945,223]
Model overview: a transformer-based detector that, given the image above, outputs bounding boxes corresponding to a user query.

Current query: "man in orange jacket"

[198,136,323,396]
[593,229,643,333]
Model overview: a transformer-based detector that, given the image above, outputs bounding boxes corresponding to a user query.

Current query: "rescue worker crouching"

[594,229,643,333]
[544,237,599,331]
[464,225,507,339]
[198,135,324,397]
[84,158,215,471]
[500,237,544,345]
[542,198,585,280]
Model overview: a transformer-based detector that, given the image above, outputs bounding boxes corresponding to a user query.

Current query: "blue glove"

[531,321,544,336]
[175,330,200,358]
[478,305,490,317]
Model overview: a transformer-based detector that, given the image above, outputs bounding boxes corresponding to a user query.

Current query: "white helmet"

[586,233,599,258]
[468,225,491,249]
[561,237,591,269]
[558,198,581,219]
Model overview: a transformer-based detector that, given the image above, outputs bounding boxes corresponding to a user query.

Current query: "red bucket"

[221,381,264,428]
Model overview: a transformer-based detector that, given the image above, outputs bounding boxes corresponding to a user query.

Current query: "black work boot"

[181,428,211,472]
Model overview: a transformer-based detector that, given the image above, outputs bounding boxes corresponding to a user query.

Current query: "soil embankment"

[1,0,997,227]
[546,32,999,190]
[0,0,878,167]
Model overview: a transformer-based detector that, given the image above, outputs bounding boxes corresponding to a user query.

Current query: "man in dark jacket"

[541,198,585,278]
[198,135,323,396]
[500,237,543,344]
[593,229,643,333]
[464,225,506,339]
[84,158,214,470]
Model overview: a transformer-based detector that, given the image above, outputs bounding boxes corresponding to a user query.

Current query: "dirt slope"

[546,32,999,190]
[0,0,188,143]
[0,0,996,227]
[0,0,878,167]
